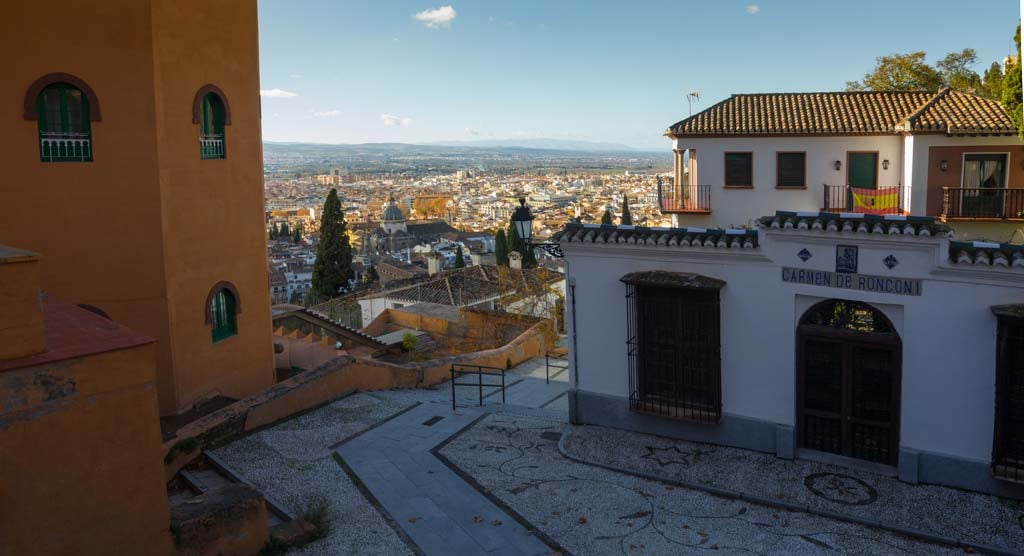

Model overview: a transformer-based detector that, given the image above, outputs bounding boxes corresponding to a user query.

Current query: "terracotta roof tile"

[667,89,1016,137]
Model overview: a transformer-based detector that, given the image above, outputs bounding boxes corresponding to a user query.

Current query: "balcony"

[200,133,225,160]
[942,188,1024,220]
[822,185,907,216]
[40,131,92,162]
[658,180,711,214]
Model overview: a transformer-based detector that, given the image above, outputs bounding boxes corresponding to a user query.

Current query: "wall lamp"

[940,160,949,171]
[834,160,842,171]
[882,159,890,170]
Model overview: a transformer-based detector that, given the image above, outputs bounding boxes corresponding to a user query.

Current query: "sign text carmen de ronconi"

[781,267,922,296]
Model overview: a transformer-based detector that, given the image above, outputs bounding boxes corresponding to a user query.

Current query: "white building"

[663,89,1024,243]
[560,214,1024,498]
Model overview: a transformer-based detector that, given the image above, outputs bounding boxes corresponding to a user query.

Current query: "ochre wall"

[0,345,174,556]
[0,0,274,414]
[0,1,176,410]
[0,251,45,359]
[150,0,274,411]
[925,145,1024,216]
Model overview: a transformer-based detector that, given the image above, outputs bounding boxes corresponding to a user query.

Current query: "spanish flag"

[851,187,900,215]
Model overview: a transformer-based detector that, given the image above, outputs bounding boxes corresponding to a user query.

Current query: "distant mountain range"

[428,138,663,152]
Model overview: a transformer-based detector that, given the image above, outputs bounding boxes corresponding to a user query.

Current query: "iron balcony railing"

[823,184,908,215]
[942,188,1024,220]
[200,133,225,159]
[657,179,711,214]
[40,131,92,162]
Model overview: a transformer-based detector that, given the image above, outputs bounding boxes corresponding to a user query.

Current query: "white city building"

[559,214,1024,498]
[662,89,1024,243]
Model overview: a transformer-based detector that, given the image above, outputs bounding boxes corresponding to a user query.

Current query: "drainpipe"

[568,275,580,424]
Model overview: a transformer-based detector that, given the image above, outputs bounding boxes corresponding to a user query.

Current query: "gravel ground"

[562,425,1024,554]
[210,392,417,556]
[439,413,966,556]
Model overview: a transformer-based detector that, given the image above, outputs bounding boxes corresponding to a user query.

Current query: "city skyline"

[258,0,1020,148]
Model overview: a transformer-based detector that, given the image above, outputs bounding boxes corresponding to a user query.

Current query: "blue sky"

[257,0,1020,148]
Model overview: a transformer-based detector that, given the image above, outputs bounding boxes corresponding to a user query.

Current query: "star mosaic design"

[883,254,899,269]
[640,445,710,467]
[798,248,812,262]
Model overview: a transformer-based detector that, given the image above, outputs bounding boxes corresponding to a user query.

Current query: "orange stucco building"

[0,0,274,414]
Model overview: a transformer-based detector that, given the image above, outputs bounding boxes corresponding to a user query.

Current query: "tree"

[279,221,290,238]
[601,209,613,225]
[454,247,466,268]
[292,225,302,244]
[936,48,983,93]
[495,229,509,266]
[268,226,275,240]
[620,194,632,225]
[1004,25,1023,137]
[981,62,1005,101]
[363,264,379,287]
[846,51,943,92]
[309,189,353,302]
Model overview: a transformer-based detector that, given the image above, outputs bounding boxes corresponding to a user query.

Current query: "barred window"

[199,93,226,160]
[37,83,92,162]
[993,307,1024,483]
[623,271,723,424]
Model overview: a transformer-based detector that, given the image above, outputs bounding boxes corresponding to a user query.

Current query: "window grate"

[625,282,721,424]
[994,317,1024,483]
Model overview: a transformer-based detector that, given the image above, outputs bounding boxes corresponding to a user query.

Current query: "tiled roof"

[949,240,1024,269]
[364,264,564,307]
[759,211,950,238]
[555,223,759,249]
[667,89,1016,137]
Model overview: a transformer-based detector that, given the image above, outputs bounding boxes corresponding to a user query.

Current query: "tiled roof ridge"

[949,240,1024,270]
[899,86,950,130]
[760,211,950,237]
[556,222,759,249]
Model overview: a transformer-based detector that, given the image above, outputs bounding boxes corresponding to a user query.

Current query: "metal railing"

[658,179,711,214]
[544,351,569,384]
[40,131,91,162]
[823,184,907,215]
[200,134,225,159]
[450,363,506,410]
[942,188,1024,220]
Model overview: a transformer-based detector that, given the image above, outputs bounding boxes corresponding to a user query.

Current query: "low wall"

[163,315,553,478]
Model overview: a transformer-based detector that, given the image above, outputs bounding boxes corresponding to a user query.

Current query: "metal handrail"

[544,351,568,384]
[450,363,506,410]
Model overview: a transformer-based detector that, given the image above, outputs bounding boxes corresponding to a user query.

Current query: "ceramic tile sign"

[836,245,858,274]
[782,267,921,296]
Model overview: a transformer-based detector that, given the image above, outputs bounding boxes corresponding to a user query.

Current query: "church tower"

[382,195,408,234]
[1,0,275,415]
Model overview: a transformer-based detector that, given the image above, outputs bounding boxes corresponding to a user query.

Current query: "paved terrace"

[211,354,1022,555]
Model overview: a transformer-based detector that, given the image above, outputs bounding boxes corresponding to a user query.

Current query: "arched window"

[36,83,92,162]
[206,283,240,342]
[799,299,894,334]
[193,85,230,160]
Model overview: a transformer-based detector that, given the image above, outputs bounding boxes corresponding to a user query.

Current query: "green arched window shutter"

[37,84,92,162]
[210,289,238,342]
[200,93,226,159]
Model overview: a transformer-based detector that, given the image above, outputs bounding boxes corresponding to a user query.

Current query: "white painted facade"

[671,134,1023,229]
[563,219,1024,495]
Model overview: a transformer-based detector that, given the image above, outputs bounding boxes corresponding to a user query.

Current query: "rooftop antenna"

[686,90,701,117]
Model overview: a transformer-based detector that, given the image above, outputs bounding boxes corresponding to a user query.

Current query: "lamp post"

[511,196,563,258]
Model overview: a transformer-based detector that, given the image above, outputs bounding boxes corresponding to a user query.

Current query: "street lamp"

[511,196,563,258]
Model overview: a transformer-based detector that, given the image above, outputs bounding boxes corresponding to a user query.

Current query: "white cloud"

[746,4,760,14]
[414,5,457,28]
[260,88,298,98]
[465,128,480,136]
[382,114,413,127]
[313,109,342,118]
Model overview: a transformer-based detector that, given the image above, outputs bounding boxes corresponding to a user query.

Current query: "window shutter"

[724,153,752,187]
[777,152,806,188]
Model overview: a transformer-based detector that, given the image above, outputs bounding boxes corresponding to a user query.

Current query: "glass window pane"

[41,88,64,133]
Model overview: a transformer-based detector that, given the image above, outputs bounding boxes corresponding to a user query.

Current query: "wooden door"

[847,152,879,189]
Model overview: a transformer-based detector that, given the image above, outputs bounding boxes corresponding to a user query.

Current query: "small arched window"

[37,83,92,162]
[208,287,238,342]
[199,93,226,159]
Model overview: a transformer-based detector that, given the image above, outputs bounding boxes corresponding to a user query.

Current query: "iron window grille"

[199,93,226,159]
[624,273,723,424]
[36,83,92,162]
[994,312,1024,483]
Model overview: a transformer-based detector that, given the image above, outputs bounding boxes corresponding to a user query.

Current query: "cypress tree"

[268,227,274,240]
[601,209,613,225]
[280,221,290,238]
[293,225,302,243]
[621,194,632,225]
[363,264,379,286]
[454,247,466,268]
[310,189,353,302]
[495,229,509,266]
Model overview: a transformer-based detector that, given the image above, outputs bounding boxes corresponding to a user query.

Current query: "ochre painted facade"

[926,144,1024,242]
[0,0,274,414]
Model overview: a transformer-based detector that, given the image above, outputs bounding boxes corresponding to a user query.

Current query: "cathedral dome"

[383,196,405,222]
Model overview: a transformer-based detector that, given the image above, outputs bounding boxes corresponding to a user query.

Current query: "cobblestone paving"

[563,425,1024,554]
[210,392,417,556]
[439,413,967,555]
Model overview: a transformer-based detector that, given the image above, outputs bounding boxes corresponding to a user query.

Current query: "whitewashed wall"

[672,136,904,228]
[565,228,1024,464]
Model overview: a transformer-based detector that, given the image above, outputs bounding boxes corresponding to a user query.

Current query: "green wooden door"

[847,152,878,189]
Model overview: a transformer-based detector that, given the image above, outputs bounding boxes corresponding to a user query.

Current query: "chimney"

[427,251,442,275]
[508,251,523,270]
